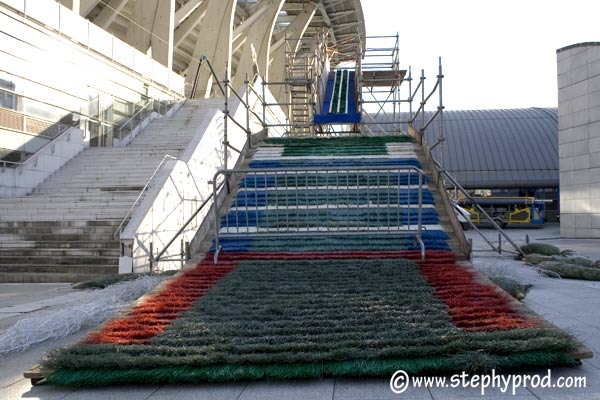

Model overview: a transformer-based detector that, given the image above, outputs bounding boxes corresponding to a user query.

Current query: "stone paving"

[2,224,600,399]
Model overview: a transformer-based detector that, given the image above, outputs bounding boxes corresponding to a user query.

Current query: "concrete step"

[0,220,122,228]
[35,182,150,188]
[0,222,121,235]
[0,193,139,202]
[0,202,135,210]
[70,153,182,160]
[0,240,118,249]
[0,248,119,257]
[0,233,116,242]
[0,255,119,265]
[0,213,129,222]
[0,271,118,283]
[49,168,159,175]
[32,188,143,194]
[0,99,218,283]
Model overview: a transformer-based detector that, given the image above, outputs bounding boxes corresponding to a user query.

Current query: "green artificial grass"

[521,243,573,257]
[550,256,595,268]
[242,174,424,188]
[523,254,555,265]
[235,189,431,207]
[224,208,436,228]
[43,259,577,386]
[488,276,532,301]
[45,351,578,386]
[537,261,600,281]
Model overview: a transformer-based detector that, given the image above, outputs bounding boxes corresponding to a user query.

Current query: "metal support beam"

[57,0,81,13]
[93,0,128,30]
[186,0,237,98]
[174,0,203,25]
[127,0,175,69]
[174,0,208,47]
[231,0,285,89]
[79,0,100,17]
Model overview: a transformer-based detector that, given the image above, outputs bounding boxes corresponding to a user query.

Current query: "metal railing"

[113,154,177,239]
[114,99,176,141]
[114,100,155,141]
[151,180,226,268]
[212,166,426,263]
[410,119,524,257]
[191,56,269,170]
[435,162,524,256]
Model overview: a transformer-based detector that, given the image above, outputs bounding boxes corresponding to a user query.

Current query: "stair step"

[0,271,118,283]
[0,255,119,265]
[0,248,119,257]
[0,233,118,242]
[0,240,119,249]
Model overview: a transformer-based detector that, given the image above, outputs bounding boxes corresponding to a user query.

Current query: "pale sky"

[362,0,600,111]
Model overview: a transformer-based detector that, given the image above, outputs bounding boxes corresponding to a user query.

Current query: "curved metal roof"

[418,108,558,189]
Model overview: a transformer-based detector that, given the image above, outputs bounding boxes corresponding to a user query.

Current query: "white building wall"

[0,0,185,196]
[557,42,600,238]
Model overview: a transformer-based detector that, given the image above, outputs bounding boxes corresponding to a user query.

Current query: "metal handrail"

[0,159,21,170]
[432,159,524,256]
[115,99,155,140]
[113,154,177,239]
[153,180,225,264]
[212,166,426,264]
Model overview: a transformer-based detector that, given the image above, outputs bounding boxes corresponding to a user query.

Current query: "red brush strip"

[83,258,236,345]
[417,257,538,332]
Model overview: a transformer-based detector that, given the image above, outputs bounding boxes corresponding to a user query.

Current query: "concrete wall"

[0,126,84,196]
[557,42,600,238]
[119,80,287,273]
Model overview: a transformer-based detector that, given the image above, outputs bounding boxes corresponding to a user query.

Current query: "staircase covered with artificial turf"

[35,136,588,386]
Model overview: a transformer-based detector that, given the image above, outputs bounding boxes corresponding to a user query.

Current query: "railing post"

[149,241,153,273]
[213,173,222,264]
[420,69,426,137]
[468,238,473,261]
[437,57,445,172]
[418,169,424,260]
[180,239,184,270]
[245,73,251,149]
[262,78,267,128]
[223,63,229,171]
[498,233,502,254]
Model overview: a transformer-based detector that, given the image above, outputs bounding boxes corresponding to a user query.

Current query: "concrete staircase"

[0,99,222,283]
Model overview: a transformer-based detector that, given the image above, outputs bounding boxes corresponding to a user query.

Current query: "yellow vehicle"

[457,196,547,228]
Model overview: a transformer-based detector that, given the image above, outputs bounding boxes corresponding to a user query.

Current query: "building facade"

[557,42,600,238]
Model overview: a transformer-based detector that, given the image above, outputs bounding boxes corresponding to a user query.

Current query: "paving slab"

[238,379,334,400]
[149,383,248,400]
[1,224,600,399]
[333,377,432,400]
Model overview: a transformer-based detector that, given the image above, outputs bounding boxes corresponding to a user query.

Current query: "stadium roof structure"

[415,108,559,189]
[78,0,366,81]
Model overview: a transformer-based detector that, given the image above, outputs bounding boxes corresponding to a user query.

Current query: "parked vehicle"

[456,196,550,228]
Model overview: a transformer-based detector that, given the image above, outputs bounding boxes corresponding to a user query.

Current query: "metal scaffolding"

[261,31,329,137]
[359,34,405,135]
